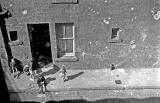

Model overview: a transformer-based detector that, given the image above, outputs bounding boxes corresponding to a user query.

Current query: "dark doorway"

[27,23,52,68]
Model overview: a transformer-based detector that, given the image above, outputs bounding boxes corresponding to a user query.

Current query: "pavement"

[6,64,160,102]
[12,64,160,91]
[12,64,125,91]
[9,88,160,102]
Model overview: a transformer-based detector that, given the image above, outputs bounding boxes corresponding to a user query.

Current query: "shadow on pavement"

[67,71,84,81]
[41,65,60,76]
[45,77,56,84]
[36,68,42,74]
[37,63,53,74]
[45,97,160,103]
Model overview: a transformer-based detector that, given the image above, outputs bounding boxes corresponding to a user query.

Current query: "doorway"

[27,23,52,68]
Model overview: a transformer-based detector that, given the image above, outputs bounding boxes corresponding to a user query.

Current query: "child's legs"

[38,86,41,94]
[12,70,15,77]
[12,67,16,77]
[44,82,47,91]
[40,85,44,94]
[14,67,18,72]
[61,74,65,79]
[63,74,67,80]
[42,84,45,93]
[16,70,23,78]
[29,70,34,78]
[10,66,14,73]
[30,73,34,79]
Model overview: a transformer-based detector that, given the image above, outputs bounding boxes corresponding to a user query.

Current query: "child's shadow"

[67,72,84,81]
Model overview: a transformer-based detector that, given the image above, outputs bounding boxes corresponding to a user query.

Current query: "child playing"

[10,58,17,78]
[10,58,23,78]
[23,64,30,76]
[111,63,116,70]
[37,75,47,94]
[30,57,38,81]
[59,65,68,82]
[23,58,33,76]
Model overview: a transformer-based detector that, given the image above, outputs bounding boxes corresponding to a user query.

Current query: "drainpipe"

[0,4,12,66]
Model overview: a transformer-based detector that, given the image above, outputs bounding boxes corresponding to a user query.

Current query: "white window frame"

[58,24,75,57]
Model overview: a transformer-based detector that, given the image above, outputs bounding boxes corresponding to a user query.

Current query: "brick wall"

[1,0,160,69]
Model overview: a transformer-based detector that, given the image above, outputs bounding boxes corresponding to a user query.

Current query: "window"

[52,0,79,4]
[9,31,18,41]
[111,28,120,40]
[55,23,75,58]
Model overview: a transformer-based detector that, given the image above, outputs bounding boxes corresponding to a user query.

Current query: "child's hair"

[111,63,116,70]
[59,65,67,74]
[62,65,66,69]
[111,63,114,66]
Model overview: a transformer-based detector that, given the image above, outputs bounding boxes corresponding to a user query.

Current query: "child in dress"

[59,65,68,82]
[10,58,17,78]
[111,63,116,70]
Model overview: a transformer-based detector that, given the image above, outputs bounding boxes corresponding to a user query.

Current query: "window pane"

[65,39,73,53]
[65,24,73,38]
[55,23,75,58]
[57,39,65,58]
[111,28,120,39]
[55,24,64,39]
[9,31,18,41]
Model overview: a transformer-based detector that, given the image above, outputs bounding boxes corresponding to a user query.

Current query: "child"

[37,75,47,94]
[111,63,116,70]
[23,64,30,76]
[10,58,17,78]
[23,58,33,76]
[59,65,68,82]
[23,58,35,80]
[30,57,38,81]
[10,58,23,78]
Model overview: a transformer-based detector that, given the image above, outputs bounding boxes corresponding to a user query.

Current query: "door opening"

[27,23,52,68]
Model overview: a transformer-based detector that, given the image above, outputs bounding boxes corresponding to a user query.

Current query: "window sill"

[55,56,78,62]
[108,39,123,43]
[9,41,23,46]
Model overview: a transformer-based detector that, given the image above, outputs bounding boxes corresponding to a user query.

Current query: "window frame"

[55,23,76,58]
[62,25,75,56]
[111,27,120,40]
[8,30,23,46]
[108,27,124,43]
[9,31,18,42]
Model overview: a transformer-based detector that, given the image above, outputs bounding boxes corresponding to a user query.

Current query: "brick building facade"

[1,0,160,70]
